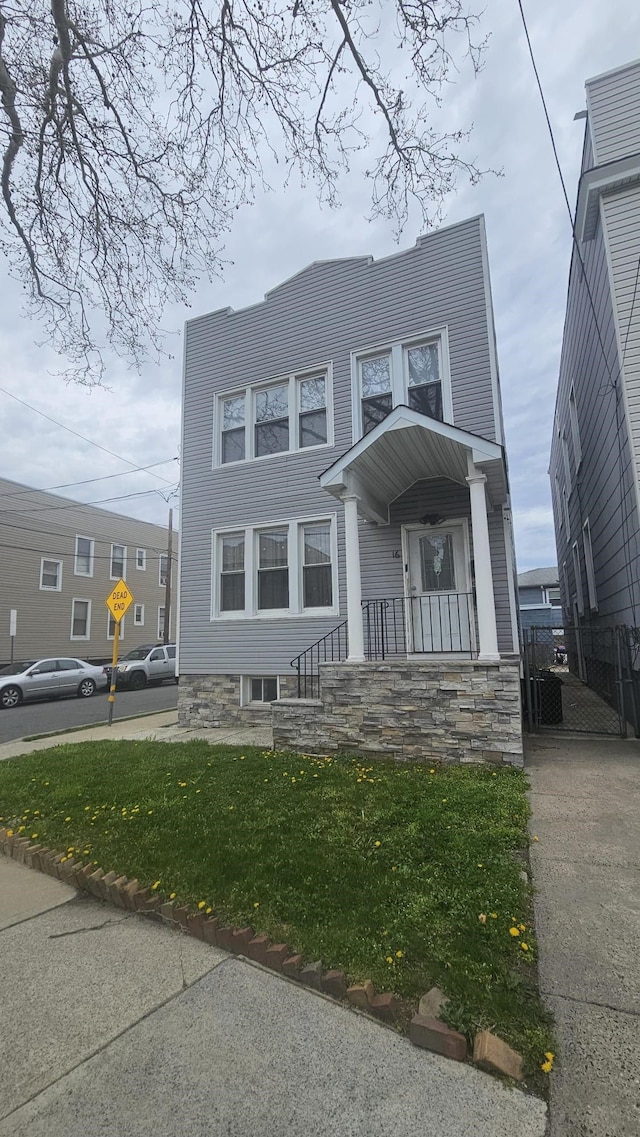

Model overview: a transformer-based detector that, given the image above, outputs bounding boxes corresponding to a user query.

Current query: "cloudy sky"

[1,0,639,572]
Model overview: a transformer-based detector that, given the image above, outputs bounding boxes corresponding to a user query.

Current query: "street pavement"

[527,733,640,1137]
[0,683,178,745]
[0,856,547,1137]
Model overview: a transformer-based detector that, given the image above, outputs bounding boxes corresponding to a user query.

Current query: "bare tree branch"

[0,0,490,384]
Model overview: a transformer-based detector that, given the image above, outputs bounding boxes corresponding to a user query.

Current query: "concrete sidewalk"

[0,857,547,1137]
[0,710,272,762]
[526,734,640,1137]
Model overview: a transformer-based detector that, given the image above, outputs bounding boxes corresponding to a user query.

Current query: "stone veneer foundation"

[179,660,523,766]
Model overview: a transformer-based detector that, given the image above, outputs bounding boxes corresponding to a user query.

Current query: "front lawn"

[0,741,553,1084]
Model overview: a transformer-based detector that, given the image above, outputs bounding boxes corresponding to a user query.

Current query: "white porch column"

[342,492,365,662]
[466,466,500,661]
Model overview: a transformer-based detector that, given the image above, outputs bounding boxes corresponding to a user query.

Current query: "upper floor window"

[110,543,126,579]
[159,553,169,587]
[353,332,450,439]
[71,598,91,640]
[569,385,582,469]
[40,558,62,591]
[74,535,94,577]
[134,603,144,626]
[216,368,331,466]
[212,516,337,619]
[136,548,146,570]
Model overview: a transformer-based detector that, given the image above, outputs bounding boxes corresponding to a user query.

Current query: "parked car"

[111,644,177,690]
[0,657,109,710]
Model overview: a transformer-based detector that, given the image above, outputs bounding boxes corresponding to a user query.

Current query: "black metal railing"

[291,593,475,697]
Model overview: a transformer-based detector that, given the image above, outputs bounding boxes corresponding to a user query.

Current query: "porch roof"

[319,406,506,524]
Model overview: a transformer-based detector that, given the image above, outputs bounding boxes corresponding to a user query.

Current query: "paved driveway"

[527,734,640,1137]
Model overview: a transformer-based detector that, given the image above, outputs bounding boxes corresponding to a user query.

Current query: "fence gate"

[521,625,640,737]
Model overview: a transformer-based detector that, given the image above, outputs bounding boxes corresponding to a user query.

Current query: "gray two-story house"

[550,58,640,720]
[178,217,522,764]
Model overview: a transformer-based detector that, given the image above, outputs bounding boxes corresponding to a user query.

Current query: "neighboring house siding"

[519,609,557,632]
[519,586,544,605]
[0,478,177,662]
[181,218,512,675]
[552,198,640,626]
[587,61,640,164]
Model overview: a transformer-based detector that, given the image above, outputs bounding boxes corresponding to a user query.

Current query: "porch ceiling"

[319,406,506,523]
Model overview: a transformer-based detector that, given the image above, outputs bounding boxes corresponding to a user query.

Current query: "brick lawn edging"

[0,828,526,1082]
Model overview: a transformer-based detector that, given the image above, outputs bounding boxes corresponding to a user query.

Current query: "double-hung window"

[74,536,94,577]
[220,534,245,612]
[40,558,62,591]
[354,332,448,438]
[134,603,144,626]
[213,517,336,619]
[217,367,331,466]
[136,548,146,570]
[257,530,289,610]
[71,599,91,640]
[110,543,126,579]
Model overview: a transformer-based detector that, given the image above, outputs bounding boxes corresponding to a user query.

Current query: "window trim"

[569,385,582,470]
[211,514,339,621]
[136,548,146,571]
[572,542,584,616]
[70,598,92,641]
[134,603,144,626]
[561,429,572,495]
[240,676,280,706]
[110,542,127,581]
[74,535,95,578]
[213,363,334,468]
[40,557,62,592]
[562,486,570,535]
[158,605,166,640]
[351,327,452,442]
[582,518,598,611]
[107,611,125,640]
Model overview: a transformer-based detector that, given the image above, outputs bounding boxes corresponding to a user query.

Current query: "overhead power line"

[0,385,178,488]
[0,459,178,501]
[0,486,180,517]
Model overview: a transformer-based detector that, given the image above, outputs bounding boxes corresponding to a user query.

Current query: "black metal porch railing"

[291,593,475,697]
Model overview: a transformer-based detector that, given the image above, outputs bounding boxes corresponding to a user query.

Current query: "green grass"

[0,740,554,1088]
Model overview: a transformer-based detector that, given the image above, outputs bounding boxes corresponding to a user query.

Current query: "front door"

[405,524,472,653]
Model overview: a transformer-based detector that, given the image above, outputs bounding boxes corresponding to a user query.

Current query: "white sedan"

[0,657,109,710]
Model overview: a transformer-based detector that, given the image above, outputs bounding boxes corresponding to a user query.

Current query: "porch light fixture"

[419,513,445,526]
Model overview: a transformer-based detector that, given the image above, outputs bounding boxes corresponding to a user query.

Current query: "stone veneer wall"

[178,673,299,728]
[272,660,523,766]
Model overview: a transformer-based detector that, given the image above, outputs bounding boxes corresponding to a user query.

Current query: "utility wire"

[0,459,178,500]
[0,385,177,488]
[0,486,180,517]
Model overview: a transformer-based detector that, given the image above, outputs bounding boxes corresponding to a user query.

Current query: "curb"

[21,709,178,744]
[0,828,530,1084]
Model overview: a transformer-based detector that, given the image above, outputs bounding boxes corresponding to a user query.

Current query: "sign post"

[9,609,16,667]
[105,579,134,726]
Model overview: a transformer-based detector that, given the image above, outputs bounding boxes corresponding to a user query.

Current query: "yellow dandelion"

[169,892,176,900]
[206,907,212,915]
[520,942,529,951]
[374,840,381,847]
[386,956,393,964]
[31,833,38,839]
[395,950,403,958]
[509,926,520,937]
[429,769,435,774]
[490,912,498,919]
[541,1060,553,1074]
[5,830,13,837]
[532,835,539,842]
[18,825,25,833]
[391,866,397,872]
[545,1051,554,1061]
[148,810,153,815]
[64,817,71,823]
[151,880,161,890]
[519,923,526,931]
[253,902,260,908]
[477,863,483,868]
[198,901,206,910]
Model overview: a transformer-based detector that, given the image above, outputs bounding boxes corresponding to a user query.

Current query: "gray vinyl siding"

[551,171,640,627]
[518,586,544,605]
[0,478,175,663]
[587,60,640,165]
[181,217,513,674]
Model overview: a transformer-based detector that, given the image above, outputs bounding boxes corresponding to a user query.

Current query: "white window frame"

[158,605,166,639]
[561,429,572,494]
[572,542,584,616]
[240,676,280,706]
[134,603,144,626]
[110,543,127,581]
[553,473,563,533]
[582,519,598,611]
[562,487,570,535]
[74,535,94,577]
[159,553,169,588]
[136,548,146,571]
[569,385,582,469]
[70,598,92,641]
[351,327,452,442]
[40,557,62,592]
[211,514,339,621]
[107,612,125,640]
[213,363,334,468]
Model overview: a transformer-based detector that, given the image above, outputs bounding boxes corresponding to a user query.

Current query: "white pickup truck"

[114,643,177,690]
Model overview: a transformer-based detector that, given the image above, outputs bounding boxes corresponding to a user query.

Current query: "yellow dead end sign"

[105,578,134,725]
